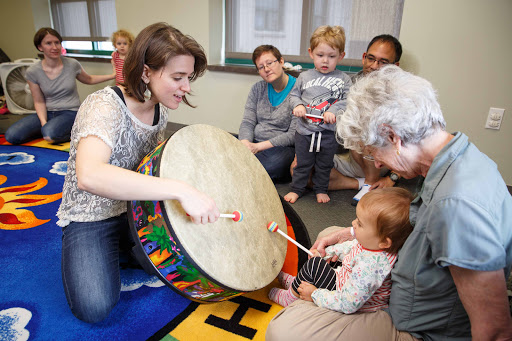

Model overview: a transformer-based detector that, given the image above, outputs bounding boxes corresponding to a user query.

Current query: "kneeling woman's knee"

[4,128,23,145]
[69,294,119,323]
[64,279,120,323]
[40,124,58,142]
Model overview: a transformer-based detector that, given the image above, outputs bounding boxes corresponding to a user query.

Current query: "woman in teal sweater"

[238,45,297,182]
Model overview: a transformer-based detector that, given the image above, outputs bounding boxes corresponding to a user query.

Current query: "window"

[225,0,404,69]
[50,0,117,55]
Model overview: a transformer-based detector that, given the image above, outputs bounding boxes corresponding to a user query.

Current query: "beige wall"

[1,0,511,184]
[113,0,259,131]
[0,0,37,60]
[399,0,512,184]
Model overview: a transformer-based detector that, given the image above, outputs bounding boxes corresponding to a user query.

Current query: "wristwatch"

[389,172,400,182]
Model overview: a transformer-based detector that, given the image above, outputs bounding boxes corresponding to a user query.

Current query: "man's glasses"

[257,59,278,72]
[365,55,390,66]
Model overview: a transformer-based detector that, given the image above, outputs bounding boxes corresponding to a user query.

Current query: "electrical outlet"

[485,107,505,130]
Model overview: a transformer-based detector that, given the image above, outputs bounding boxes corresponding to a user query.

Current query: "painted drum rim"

[128,139,243,302]
[128,124,288,302]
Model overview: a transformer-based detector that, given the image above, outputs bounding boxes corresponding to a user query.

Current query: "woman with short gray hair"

[238,45,297,182]
[339,65,445,152]
[266,65,512,340]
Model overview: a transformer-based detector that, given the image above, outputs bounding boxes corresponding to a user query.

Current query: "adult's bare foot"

[328,169,360,191]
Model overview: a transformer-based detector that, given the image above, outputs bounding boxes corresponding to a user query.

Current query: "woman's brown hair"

[33,27,62,49]
[251,45,283,67]
[123,22,207,106]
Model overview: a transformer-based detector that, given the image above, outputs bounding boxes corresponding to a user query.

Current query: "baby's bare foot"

[284,192,299,203]
[316,193,330,203]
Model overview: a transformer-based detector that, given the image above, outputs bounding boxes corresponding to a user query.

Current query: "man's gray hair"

[337,65,446,153]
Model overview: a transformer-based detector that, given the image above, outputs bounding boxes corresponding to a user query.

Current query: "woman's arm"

[310,227,354,260]
[75,135,219,224]
[76,67,115,85]
[239,84,261,143]
[240,139,273,154]
[110,52,117,74]
[324,240,355,262]
[450,266,512,340]
[27,80,48,126]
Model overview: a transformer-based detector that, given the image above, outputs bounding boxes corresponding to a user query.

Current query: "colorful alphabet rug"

[0,135,310,341]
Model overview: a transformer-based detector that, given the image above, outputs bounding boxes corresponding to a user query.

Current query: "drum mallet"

[187,210,243,222]
[220,210,243,222]
[267,221,314,257]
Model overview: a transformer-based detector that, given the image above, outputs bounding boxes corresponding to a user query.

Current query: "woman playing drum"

[56,22,219,323]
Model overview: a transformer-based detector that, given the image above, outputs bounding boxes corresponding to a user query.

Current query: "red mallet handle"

[267,221,314,256]
[305,113,324,119]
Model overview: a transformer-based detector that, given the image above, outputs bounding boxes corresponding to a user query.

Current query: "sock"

[352,184,371,206]
[277,271,295,290]
[268,287,299,307]
[356,177,366,190]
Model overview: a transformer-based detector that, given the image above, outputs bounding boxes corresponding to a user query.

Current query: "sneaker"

[351,184,371,206]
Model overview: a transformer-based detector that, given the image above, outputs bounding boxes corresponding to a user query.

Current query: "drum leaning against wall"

[128,124,288,302]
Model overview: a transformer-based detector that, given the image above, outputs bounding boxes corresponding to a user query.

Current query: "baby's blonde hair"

[358,187,414,254]
[111,29,135,47]
[310,25,346,54]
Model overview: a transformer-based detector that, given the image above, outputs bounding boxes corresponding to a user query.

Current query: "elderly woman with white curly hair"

[266,65,512,340]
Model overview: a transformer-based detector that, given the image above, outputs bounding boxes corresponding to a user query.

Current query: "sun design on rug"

[0,175,62,230]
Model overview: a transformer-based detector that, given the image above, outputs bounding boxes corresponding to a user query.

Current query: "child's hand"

[297,282,317,302]
[293,105,307,118]
[323,111,336,124]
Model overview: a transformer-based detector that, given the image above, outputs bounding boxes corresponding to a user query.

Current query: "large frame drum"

[128,125,288,302]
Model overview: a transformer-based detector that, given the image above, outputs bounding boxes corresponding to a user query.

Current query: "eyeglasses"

[257,59,278,72]
[362,147,375,161]
[365,55,390,66]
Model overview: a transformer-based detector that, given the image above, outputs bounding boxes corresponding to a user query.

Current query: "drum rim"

[127,125,294,299]
[126,137,242,302]
[127,200,241,303]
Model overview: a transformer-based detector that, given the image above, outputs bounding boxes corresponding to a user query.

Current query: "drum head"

[159,124,287,291]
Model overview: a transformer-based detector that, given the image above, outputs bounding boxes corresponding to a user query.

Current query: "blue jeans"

[5,110,77,145]
[61,213,135,323]
[256,146,295,183]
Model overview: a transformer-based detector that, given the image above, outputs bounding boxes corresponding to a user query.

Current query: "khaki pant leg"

[266,300,419,341]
